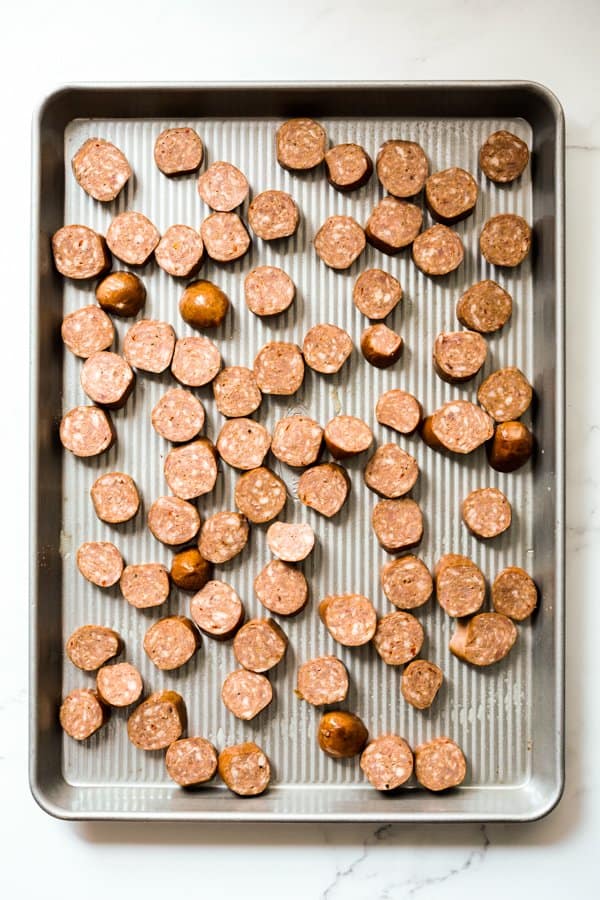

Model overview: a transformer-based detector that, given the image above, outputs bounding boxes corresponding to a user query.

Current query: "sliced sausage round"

[374,610,424,666]
[412,224,464,276]
[213,366,262,417]
[254,559,308,616]
[353,269,402,320]
[492,567,538,621]
[248,190,299,240]
[91,472,140,524]
[127,691,186,751]
[365,197,422,254]
[487,420,534,472]
[296,656,349,705]
[360,735,413,791]
[324,415,373,459]
[217,418,271,470]
[267,521,315,562]
[372,498,424,553]
[66,625,121,671]
[435,554,485,617]
[77,541,123,588]
[433,331,487,383]
[171,548,212,593]
[401,660,443,710]
[152,389,205,443]
[80,351,135,408]
[171,336,221,387]
[254,342,304,395]
[245,266,295,317]
[450,612,517,666]
[314,215,365,270]
[456,279,513,334]
[147,496,201,546]
[61,305,114,357]
[52,225,110,279]
[422,401,494,454]
[376,390,422,435]
[364,443,419,498]
[218,742,271,796]
[234,467,287,524]
[96,662,143,707]
[179,279,229,329]
[164,439,218,500]
[155,224,204,277]
[166,738,218,787]
[381,555,432,610]
[271,415,323,467]
[361,323,403,368]
[197,161,249,211]
[60,406,114,457]
[414,737,466,791]
[106,212,160,265]
[198,512,249,564]
[480,214,532,267]
[298,463,350,517]
[60,689,105,741]
[222,670,273,720]
[276,118,327,171]
[462,487,512,539]
[325,142,373,190]
[119,563,170,609]
[318,711,368,758]
[96,271,146,317]
[154,127,204,175]
[302,324,352,375]
[200,212,250,262]
[425,167,478,224]
[376,140,428,197]
[319,593,377,647]
[72,137,131,201]
[123,319,176,374]
[480,130,529,183]
[233,619,288,672]
[143,616,199,671]
[190,579,244,639]
[477,367,533,422]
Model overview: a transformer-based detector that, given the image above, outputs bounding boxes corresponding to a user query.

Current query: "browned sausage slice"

[374,610,424,665]
[166,738,217,786]
[462,487,511,538]
[318,711,368,758]
[127,691,186,751]
[376,390,422,435]
[218,742,271,796]
[487,420,534,472]
[52,225,111,279]
[435,554,485,617]
[492,567,538,621]
[425,167,478,224]
[254,560,308,616]
[325,143,373,190]
[314,215,365,269]
[254,342,305,395]
[319,593,377,646]
[381,555,432,609]
[450,612,517,666]
[353,269,402,320]
[401,660,443,709]
[271,415,323,467]
[413,224,464,276]
[60,405,115,458]
[422,401,494,454]
[248,190,299,240]
[376,140,428,197]
[217,418,271,470]
[298,463,349,517]
[213,366,262,417]
[480,214,532,267]
[198,512,249,564]
[414,737,466,791]
[372,498,424,553]
[155,224,204,277]
[123,320,176,374]
[365,197,422,254]
[234,467,287,524]
[106,212,160,265]
[433,331,487,383]
[267,521,315,562]
[222,670,273,720]
[276,118,327,171]
[154,127,204,175]
[190,580,244,639]
[61,306,114,357]
[197,161,249,211]
[60,689,105,741]
[233,619,288,672]
[80,351,135,408]
[72,137,131,201]
[96,662,143,707]
[360,735,413,790]
[171,549,211,593]
[91,472,140,523]
[77,541,123,588]
[245,266,296,317]
[361,323,403,368]
[364,443,419,498]
[296,657,349,705]
[66,625,121,671]
[152,389,205,443]
[119,563,170,609]
[144,616,199,671]
[480,130,529,183]
[171,336,221,388]
[324,415,373,459]
[164,439,218,500]
[456,280,513,334]
[147,496,201,546]
[302,323,353,375]
[200,212,250,262]
[477,367,533,422]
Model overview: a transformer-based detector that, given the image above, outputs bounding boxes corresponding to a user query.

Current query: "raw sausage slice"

[296,656,349,705]
[271,416,323,467]
[119,563,170,609]
[414,737,466,791]
[422,401,494,454]
[198,512,249,564]
[412,224,464,276]
[218,742,271,796]
[267,521,315,562]
[318,711,368,758]
[52,225,110,279]
[171,548,212,593]
[164,439,218,500]
[123,320,176,373]
[151,389,205,443]
[374,611,424,665]
[72,137,131,201]
[450,613,517,666]
[213,366,262,417]
[147,496,201,546]
[96,271,146,317]
[254,342,305,395]
[60,406,114,457]
[302,324,353,375]
[190,580,244,639]
[480,214,531,267]
[77,541,123,588]
[376,390,422,435]
[254,559,308,616]
[372,498,424,553]
[353,269,402,320]
[276,118,327,171]
[462,487,511,538]
[492,567,538,621]
[325,143,373,191]
[91,472,139,524]
[480,130,529,183]
[376,140,428,197]
[381,555,432,610]
[401,660,443,710]
[217,418,271,470]
[324,415,373,459]
[222,670,273,720]
[425,167,478,224]
[477,367,533,422]
[61,306,114,358]
[456,280,513,334]
[314,215,365,270]
[364,443,419,498]
[248,190,299,240]
[106,212,160,265]
[435,554,485,617]
[155,224,204,277]
[60,689,105,741]
[234,467,287,524]
[487,420,534,472]
[244,266,295,317]
[171,336,221,388]
[365,197,422,254]
[80,351,135,408]
[298,463,349,517]
[96,662,143,707]
[154,127,204,175]
[127,691,186,751]
[197,161,249,211]
[200,212,250,262]
[166,738,218,786]
[433,331,487,383]
[233,619,288,672]
[360,735,413,791]
[66,625,121,671]
[143,616,199,671]
[319,594,377,647]
[361,323,403,368]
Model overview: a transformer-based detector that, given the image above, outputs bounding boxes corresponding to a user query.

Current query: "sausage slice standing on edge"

[217,418,271,470]
[76,541,124,588]
[271,415,323,467]
[179,279,230,329]
[198,512,249,564]
[60,689,106,741]
[319,594,377,647]
[296,657,349,706]
[380,555,433,610]
[234,467,287,524]
[325,143,373,191]
[222,670,273,720]
[66,625,121,671]
[412,224,464,276]
[302,324,353,374]
[60,406,115,458]
[245,266,296,317]
[52,225,111,279]
[462,487,512,539]
[276,118,327,171]
[143,616,199,671]
[155,224,204,277]
[298,463,350,517]
[435,554,486,617]
[361,323,403,368]
[421,401,494,454]
[479,130,529,183]
[401,660,443,710]
[164,439,218,500]
[61,306,114,358]
[365,197,423,254]
[80,351,135,408]
[318,711,368,758]
[450,612,517,666]
[314,215,366,270]
[477,367,533,422]
[353,269,402,320]
[119,563,170,609]
[487,420,534,472]
[456,280,513,334]
[171,548,212,592]
[171,336,221,388]
[492,567,538,621]
[152,389,205,443]
[364,443,419,498]
[166,738,218,787]
[254,342,305,395]
[96,271,146,317]
[480,214,532,267]
[197,161,249,211]
[324,415,373,459]
[414,737,467,791]
[96,662,143,707]
[218,742,271,796]
[91,472,140,524]
[248,190,300,240]
[190,580,244,639]
[154,127,204,175]
[72,137,131,201]
[425,167,478,224]
[123,320,176,374]
[127,691,186,751]
[267,522,315,562]
[376,390,422,435]
[147,496,201,546]
[433,331,487,383]
[200,212,250,262]
[213,366,262,418]
[254,560,308,616]
[372,498,424,553]
[360,735,414,791]
[376,140,428,197]
[374,611,424,666]
[233,619,288,673]
[106,212,160,265]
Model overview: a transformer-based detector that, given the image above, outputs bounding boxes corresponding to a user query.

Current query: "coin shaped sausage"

[480,130,529,183]
[147,496,201,546]
[401,660,443,710]
[60,689,106,741]
[302,323,353,375]
[412,224,464,276]
[325,143,373,191]
[360,735,413,790]
[197,161,249,211]
[324,415,373,459]
[155,224,204,277]
[154,127,204,175]
[200,212,250,262]
[422,401,494,454]
[96,662,143,707]
[267,521,315,562]
[222,670,273,720]
[296,656,349,706]
[52,225,111,279]
[433,331,487,383]
[425,167,478,224]
[381,555,432,610]
[164,439,218,500]
[353,269,402,321]
[480,214,532,267]
[248,190,299,240]
[376,140,428,197]
[364,443,419,498]
[374,611,424,665]
[372,498,424,553]
[66,625,121,672]
[213,366,262,417]
[123,320,176,373]
[151,389,205,443]
[314,215,366,270]
[218,742,271,796]
[361,324,403,368]
[365,197,422,254]
[171,336,221,388]
[298,463,350,517]
[80,351,135,408]
[61,305,114,357]
[106,212,160,265]
[462,487,512,539]
[319,593,377,647]
[276,118,327,171]
[491,567,538,621]
[318,711,368,758]
[60,406,115,457]
[72,137,131,201]
[143,616,199,671]
[376,390,422,435]
[166,737,218,787]
[450,612,517,666]
[190,580,244,639]
[244,266,296,317]
[254,342,304,395]
[271,415,323,467]
[127,691,186,751]
[198,512,249,564]
[233,619,288,672]
[435,554,486,617]
[76,541,124,588]
[414,737,466,791]
[477,367,533,422]
[254,560,308,616]
[119,563,170,609]
[234,467,287,524]
[456,280,513,334]
[217,418,271,470]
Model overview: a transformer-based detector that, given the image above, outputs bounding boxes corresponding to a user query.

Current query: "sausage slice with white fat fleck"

[66,625,122,671]
[254,342,304,395]
[271,416,323,467]
[298,463,349,517]
[492,567,538,621]
[72,137,131,201]
[254,560,308,616]
[244,266,296,317]
[276,118,327,171]
[267,521,315,562]
[60,689,106,741]
[147,496,200,546]
[435,554,485,617]
[433,331,487,383]
[60,406,114,457]
[91,472,139,524]
[314,215,365,269]
[222,670,273,720]
[364,443,419,498]
[456,280,513,334]
[324,415,373,459]
[190,580,244,639]
[450,613,517,666]
[213,366,262,417]
[218,742,271,796]
[360,735,413,791]
[413,224,464,276]
[248,190,299,240]
[106,212,160,265]
[325,143,373,190]
[152,389,205,443]
[376,390,422,435]
[365,197,422,254]
[425,167,478,224]
[233,619,288,672]
[127,691,186,751]
[155,224,204,277]
[361,324,403,368]
[234,467,287,524]
[197,161,249,211]
[52,225,111,280]
[296,656,349,705]
[414,737,466,791]
[480,214,531,267]
[171,336,221,388]
[80,351,135,408]
[61,306,114,357]
[477,367,533,422]
[201,212,250,262]
[302,324,353,374]
[372,499,424,553]
[120,563,170,609]
[198,512,249,564]
[319,594,377,647]
[123,320,176,374]
[154,127,204,175]
[353,269,402,320]
[77,541,123,588]
[480,130,529,183]
[166,738,217,786]
[376,140,428,197]
[164,439,218,500]
[374,611,423,665]
[462,488,511,539]
[381,555,432,609]
[96,662,143,707]
[401,660,443,710]
[143,616,199,671]
[217,418,271,470]
[422,401,494,454]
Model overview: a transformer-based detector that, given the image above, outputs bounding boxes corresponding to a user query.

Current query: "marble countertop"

[2,0,599,895]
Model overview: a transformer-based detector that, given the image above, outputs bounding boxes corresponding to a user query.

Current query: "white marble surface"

[1,0,599,895]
